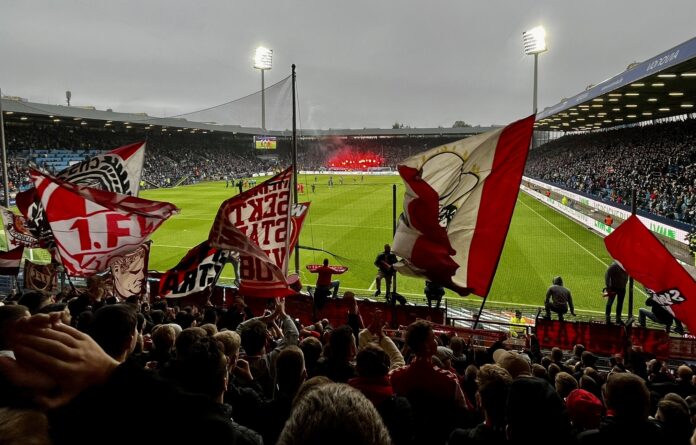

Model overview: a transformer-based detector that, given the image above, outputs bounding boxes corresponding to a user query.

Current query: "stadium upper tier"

[526,118,696,226]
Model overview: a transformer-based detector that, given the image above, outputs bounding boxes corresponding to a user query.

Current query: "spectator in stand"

[544,276,576,321]
[424,280,445,309]
[578,373,664,444]
[604,261,628,325]
[448,364,512,445]
[639,294,686,334]
[89,304,138,363]
[309,258,346,299]
[374,244,398,303]
[390,320,465,445]
[315,325,357,383]
[278,383,392,445]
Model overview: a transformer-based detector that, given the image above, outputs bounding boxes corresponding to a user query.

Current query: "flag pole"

[292,64,299,275]
[628,188,636,321]
[0,89,10,207]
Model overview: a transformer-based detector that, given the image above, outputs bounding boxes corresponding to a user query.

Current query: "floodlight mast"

[523,26,547,115]
[254,47,273,131]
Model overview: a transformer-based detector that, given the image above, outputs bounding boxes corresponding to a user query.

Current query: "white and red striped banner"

[393,115,535,296]
[209,167,294,298]
[30,169,178,277]
[0,246,23,276]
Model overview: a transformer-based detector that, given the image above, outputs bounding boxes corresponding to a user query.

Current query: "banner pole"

[292,64,299,275]
[628,188,636,321]
[392,184,397,236]
[473,294,487,330]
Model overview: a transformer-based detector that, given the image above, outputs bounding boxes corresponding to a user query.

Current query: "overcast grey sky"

[1,0,695,130]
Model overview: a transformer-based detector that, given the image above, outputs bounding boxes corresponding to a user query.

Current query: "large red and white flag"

[209,167,294,298]
[0,206,40,249]
[605,215,696,333]
[158,241,230,299]
[17,142,147,246]
[393,115,535,296]
[0,246,23,275]
[30,169,178,277]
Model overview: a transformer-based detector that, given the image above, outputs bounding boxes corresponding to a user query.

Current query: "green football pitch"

[139,174,620,314]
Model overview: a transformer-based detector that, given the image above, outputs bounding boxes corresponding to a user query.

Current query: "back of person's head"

[553,276,563,286]
[648,359,664,375]
[548,363,561,382]
[657,396,691,441]
[477,364,512,426]
[199,323,218,337]
[175,327,207,357]
[551,347,564,362]
[0,407,51,445]
[677,365,694,382]
[149,309,166,326]
[171,336,227,400]
[573,344,585,358]
[17,292,51,315]
[532,363,548,379]
[356,344,390,378]
[240,318,268,356]
[507,376,570,444]
[292,376,333,408]
[449,336,465,355]
[202,307,218,325]
[327,325,355,362]
[276,345,306,394]
[152,324,176,353]
[300,336,322,373]
[323,258,329,266]
[555,372,578,399]
[214,330,241,359]
[605,373,650,420]
[278,383,391,445]
[581,351,598,368]
[0,305,29,349]
[405,320,434,357]
[174,310,194,329]
[90,304,138,359]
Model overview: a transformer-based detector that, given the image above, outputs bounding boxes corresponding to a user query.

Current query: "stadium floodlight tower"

[522,26,547,115]
[254,46,273,131]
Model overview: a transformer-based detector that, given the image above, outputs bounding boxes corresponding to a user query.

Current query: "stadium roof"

[535,36,696,132]
[1,97,492,138]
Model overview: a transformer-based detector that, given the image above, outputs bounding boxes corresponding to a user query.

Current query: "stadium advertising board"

[254,136,276,150]
[523,177,688,245]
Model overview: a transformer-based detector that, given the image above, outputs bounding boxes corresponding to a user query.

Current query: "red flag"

[604,215,696,332]
[30,169,178,277]
[158,241,229,299]
[0,246,23,275]
[209,167,294,298]
[393,115,535,296]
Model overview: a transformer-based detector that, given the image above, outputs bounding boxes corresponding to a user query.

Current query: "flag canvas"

[30,170,177,277]
[209,167,294,298]
[393,115,535,296]
[604,214,696,333]
[0,206,40,249]
[0,246,23,275]
[158,241,229,299]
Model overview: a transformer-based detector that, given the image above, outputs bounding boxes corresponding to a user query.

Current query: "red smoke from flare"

[327,148,384,170]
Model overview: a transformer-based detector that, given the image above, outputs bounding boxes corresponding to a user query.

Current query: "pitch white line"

[518,196,647,298]
[368,279,376,291]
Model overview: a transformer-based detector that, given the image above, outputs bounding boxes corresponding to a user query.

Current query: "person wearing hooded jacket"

[544,276,575,321]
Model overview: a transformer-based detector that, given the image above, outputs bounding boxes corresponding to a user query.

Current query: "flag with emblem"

[30,169,178,277]
[393,115,535,297]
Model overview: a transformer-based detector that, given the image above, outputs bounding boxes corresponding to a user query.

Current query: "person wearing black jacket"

[605,261,628,325]
[638,293,685,334]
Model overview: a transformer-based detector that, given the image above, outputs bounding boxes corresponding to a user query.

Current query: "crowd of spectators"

[526,118,696,225]
[2,286,696,445]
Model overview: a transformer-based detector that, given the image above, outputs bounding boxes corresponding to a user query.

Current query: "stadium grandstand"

[4,33,696,445]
